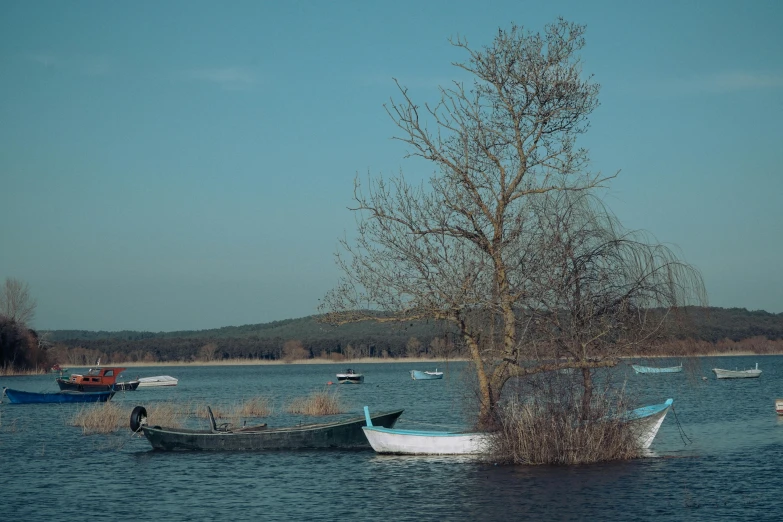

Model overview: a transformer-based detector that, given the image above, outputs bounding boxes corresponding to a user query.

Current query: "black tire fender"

[130,406,148,432]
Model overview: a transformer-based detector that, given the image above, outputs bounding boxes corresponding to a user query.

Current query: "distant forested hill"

[41,307,783,365]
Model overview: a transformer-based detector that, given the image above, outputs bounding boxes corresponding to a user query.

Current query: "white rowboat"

[712,363,761,379]
[137,375,179,387]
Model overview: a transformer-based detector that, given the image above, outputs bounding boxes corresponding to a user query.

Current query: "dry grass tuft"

[70,401,189,434]
[71,401,126,434]
[287,388,344,415]
[236,397,273,417]
[193,397,272,429]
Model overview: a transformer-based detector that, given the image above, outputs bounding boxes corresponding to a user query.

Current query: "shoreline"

[74,351,781,369]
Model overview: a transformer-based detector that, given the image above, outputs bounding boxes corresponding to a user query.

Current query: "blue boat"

[410,369,444,380]
[2,387,115,404]
[631,363,682,374]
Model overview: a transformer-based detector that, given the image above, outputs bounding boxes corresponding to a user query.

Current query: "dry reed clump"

[487,393,641,465]
[71,401,126,434]
[71,401,188,434]
[193,397,273,428]
[287,389,344,415]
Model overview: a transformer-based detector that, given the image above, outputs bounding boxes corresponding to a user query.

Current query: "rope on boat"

[671,405,692,445]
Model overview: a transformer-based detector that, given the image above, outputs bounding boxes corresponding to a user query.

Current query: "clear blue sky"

[1,0,781,331]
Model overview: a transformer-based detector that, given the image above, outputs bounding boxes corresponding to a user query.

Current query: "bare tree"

[320,19,704,428]
[282,339,309,362]
[0,277,37,326]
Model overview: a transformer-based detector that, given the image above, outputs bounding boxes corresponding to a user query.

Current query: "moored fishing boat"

[362,406,489,455]
[410,369,444,380]
[2,387,115,404]
[137,375,179,387]
[130,405,404,451]
[336,369,364,383]
[361,398,674,455]
[712,363,761,379]
[623,398,674,449]
[56,366,140,391]
[632,363,682,374]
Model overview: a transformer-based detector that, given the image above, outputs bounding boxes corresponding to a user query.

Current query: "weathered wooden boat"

[336,369,364,384]
[712,363,761,379]
[56,366,140,391]
[2,387,115,404]
[130,405,404,451]
[632,363,682,374]
[362,406,488,455]
[410,369,444,380]
[138,375,179,387]
[362,399,674,455]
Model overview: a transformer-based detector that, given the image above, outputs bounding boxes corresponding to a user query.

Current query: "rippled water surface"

[2,356,782,520]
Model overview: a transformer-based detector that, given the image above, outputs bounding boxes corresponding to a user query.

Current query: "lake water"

[2,356,782,521]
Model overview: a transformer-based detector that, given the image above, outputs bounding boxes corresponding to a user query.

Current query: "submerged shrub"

[487,373,642,465]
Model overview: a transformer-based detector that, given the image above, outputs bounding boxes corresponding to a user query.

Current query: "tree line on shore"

[0,306,777,372]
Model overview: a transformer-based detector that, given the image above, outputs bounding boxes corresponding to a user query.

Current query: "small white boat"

[632,364,682,374]
[624,398,674,449]
[336,369,364,384]
[137,375,179,387]
[712,363,761,379]
[410,369,443,380]
[776,399,783,416]
[362,398,673,455]
[362,406,488,455]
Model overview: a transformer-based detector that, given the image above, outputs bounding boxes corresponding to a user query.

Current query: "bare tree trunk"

[581,367,594,419]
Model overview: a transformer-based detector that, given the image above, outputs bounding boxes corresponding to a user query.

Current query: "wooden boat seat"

[206,406,231,433]
[234,424,268,432]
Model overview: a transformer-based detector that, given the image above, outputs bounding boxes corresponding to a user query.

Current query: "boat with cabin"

[336,369,364,384]
[56,366,140,392]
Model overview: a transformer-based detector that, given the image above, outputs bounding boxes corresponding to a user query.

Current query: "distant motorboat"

[410,369,443,380]
[336,369,364,384]
[776,399,783,416]
[632,363,683,374]
[137,375,179,387]
[712,363,761,379]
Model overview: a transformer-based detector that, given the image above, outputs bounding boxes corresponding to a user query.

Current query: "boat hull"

[776,399,783,416]
[410,370,443,380]
[336,375,364,384]
[712,369,761,379]
[625,399,673,449]
[57,379,140,392]
[140,409,404,451]
[137,376,178,387]
[3,388,115,404]
[632,365,682,374]
[362,426,488,454]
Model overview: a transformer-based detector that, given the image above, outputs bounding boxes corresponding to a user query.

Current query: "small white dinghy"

[361,406,488,455]
[712,363,761,379]
[137,375,179,387]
